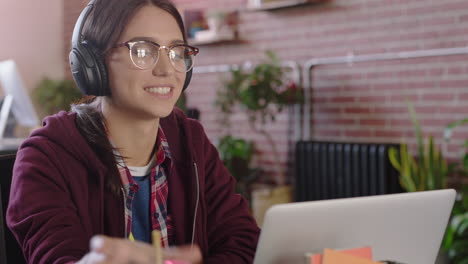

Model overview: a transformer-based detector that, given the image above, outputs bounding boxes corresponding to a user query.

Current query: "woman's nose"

[152,47,174,76]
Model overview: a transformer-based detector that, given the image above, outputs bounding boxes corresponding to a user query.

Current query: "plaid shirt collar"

[115,127,172,177]
[112,126,174,247]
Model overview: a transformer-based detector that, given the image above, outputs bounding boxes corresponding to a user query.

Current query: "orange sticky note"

[310,246,373,264]
[322,248,384,264]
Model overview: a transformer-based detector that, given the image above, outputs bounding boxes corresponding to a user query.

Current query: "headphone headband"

[71,1,94,50]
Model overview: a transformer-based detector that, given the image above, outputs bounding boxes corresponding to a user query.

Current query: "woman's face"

[106,5,185,120]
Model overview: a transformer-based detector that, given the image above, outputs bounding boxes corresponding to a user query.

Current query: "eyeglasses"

[114,40,199,72]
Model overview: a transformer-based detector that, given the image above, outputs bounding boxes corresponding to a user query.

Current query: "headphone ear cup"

[69,46,92,95]
[183,68,192,91]
[88,43,109,96]
[69,41,108,96]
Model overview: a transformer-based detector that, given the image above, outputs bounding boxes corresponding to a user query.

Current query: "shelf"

[188,37,245,46]
[183,9,241,46]
[246,0,321,11]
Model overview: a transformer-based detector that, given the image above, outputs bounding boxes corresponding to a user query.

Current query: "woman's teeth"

[145,87,171,95]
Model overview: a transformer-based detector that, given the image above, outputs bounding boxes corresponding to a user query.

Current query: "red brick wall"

[64,0,468,184]
[63,0,88,78]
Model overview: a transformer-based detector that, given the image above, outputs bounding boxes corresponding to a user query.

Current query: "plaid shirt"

[115,127,174,247]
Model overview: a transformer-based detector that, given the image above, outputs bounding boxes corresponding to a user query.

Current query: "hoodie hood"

[20,111,107,175]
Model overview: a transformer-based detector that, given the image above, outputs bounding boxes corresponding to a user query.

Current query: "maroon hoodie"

[7,109,260,264]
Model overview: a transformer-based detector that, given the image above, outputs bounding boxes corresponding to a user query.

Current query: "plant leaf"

[445,118,468,141]
[388,147,401,171]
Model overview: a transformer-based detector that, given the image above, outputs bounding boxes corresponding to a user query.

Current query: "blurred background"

[1,0,468,262]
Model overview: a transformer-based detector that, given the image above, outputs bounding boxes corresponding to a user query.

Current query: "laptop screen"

[253,189,456,264]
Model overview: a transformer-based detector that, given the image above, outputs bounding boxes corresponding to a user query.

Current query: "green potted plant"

[216,50,301,225]
[33,78,82,117]
[443,193,468,264]
[388,100,449,191]
[443,119,468,264]
[217,135,258,199]
[216,50,302,185]
[389,101,468,264]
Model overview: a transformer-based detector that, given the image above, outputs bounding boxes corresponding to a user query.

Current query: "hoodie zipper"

[191,162,200,247]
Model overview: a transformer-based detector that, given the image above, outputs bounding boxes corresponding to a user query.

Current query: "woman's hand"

[76,235,203,264]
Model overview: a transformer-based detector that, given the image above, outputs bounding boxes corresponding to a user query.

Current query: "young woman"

[6,0,260,263]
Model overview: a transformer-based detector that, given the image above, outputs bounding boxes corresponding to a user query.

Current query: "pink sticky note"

[310,246,373,264]
[322,248,383,264]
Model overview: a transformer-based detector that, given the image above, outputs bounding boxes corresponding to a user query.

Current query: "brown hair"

[72,0,187,194]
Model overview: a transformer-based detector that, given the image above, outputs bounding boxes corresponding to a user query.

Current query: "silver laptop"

[253,189,456,264]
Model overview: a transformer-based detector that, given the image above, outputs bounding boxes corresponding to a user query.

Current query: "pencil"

[152,230,162,264]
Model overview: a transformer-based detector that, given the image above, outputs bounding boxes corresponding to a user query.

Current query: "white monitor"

[253,189,456,264]
[0,60,39,140]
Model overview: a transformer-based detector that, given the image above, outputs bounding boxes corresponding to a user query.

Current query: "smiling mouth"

[144,87,172,95]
